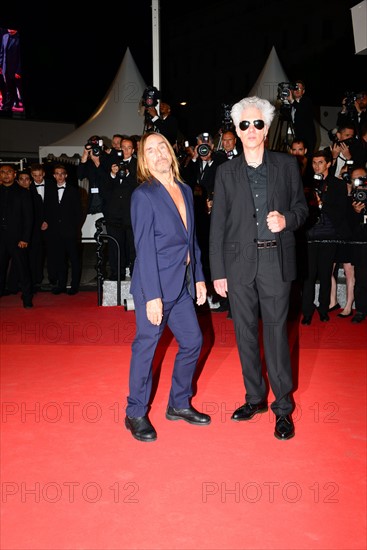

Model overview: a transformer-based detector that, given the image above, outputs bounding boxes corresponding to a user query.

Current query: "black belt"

[257,240,277,249]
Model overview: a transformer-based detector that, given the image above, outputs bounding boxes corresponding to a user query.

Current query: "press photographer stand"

[270,106,295,152]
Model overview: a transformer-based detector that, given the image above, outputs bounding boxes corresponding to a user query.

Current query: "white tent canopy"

[247,46,330,149]
[39,47,147,240]
[39,47,147,161]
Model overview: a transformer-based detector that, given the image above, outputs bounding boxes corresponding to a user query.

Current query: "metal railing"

[94,217,122,306]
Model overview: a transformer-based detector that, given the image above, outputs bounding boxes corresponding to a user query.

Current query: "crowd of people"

[1,89,366,441]
[1,90,366,314]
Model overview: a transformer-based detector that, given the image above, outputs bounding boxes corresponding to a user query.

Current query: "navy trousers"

[126,285,203,418]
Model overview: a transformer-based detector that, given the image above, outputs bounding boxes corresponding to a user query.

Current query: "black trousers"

[301,241,337,316]
[229,247,293,416]
[0,233,32,300]
[47,234,81,290]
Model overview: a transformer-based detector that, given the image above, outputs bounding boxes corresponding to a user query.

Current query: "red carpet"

[1,292,366,550]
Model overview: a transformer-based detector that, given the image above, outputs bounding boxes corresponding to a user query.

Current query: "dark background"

[1,0,366,139]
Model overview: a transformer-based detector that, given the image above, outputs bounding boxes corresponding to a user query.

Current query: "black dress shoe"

[337,311,352,318]
[125,415,157,442]
[52,287,66,295]
[328,303,340,312]
[166,406,211,425]
[274,414,295,440]
[231,401,268,421]
[22,299,33,309]
[319,312,330,322]
[301,315,312,325]
[67,288,79,295]
[351,312,366,324]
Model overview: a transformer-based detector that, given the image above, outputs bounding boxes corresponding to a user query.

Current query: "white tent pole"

[152,0,160,92]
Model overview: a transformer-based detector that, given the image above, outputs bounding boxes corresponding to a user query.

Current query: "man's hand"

[18,241,28,249]
[146,298,163,326]
[213,278,228,298]
[267,211,286,232]
[195,281,207,306]
[352,201,366,213]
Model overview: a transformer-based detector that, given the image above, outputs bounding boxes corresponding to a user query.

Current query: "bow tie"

[57,186,66,190]
[35,184,44,187]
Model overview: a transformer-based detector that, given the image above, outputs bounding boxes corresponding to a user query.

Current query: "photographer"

[329,124,365,178]
[146,100,178,146]
[349,166,367,324]
[301,150,351,325]
[336,91,367,139]
[287,80,316,157]
[182,132,226,307]
[100,137,138,280]
[78,136,109,215]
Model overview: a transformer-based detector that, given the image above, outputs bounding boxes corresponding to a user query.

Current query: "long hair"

[231,96,275,128]
[137,132,183,184]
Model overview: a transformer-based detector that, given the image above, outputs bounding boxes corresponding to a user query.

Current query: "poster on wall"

[0,27,24,115]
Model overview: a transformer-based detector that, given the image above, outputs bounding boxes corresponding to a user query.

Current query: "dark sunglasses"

[239,119,265,131]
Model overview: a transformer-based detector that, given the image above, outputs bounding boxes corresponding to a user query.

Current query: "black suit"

[100,158,138,278]
[44,183,83,291]
[291,95,316,155]
[29,180,53,286]
[0,183,33,302]
[153,114,178,145]
[210,150,308,415]
[301,174,350,317]
[182,152,226,280]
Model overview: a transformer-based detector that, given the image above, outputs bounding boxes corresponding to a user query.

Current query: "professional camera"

[327,129,355,148]
[313,173,324,198]
[341,160,354,184]
[117,163,129,178]
[85,136,104,156]
[197,133,211,157]
[141,86,161,109]
[344,90,358,113]
[221,103,233,132]
[277,82,298,103]
[352,176,367,205]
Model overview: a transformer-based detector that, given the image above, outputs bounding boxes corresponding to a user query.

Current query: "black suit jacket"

[153,114,178,145]
[29,180,53,232]
[182,152,227,200]
[292,95,316,153]
[209,150,308,285]
[44,183,82,239]
[0,183,33,244]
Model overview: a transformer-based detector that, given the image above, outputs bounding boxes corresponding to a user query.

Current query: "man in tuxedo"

[125,132,210,442]
[220,129,242,159]
[0,164,33,307]
[101,137,138,280]
[210,96,308,440]
[146,101,178,146]
[288,80,316,157]
[28,163,54,289]
[44,164,82,295]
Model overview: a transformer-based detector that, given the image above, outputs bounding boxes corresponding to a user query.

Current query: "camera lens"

[198,144,210,157]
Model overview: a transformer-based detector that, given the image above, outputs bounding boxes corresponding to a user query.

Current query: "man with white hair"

[210,96,308,440]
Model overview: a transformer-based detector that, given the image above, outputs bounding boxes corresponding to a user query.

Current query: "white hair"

[231,96,275,128]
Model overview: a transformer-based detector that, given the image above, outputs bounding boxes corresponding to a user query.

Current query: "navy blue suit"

[126,177,205,417]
